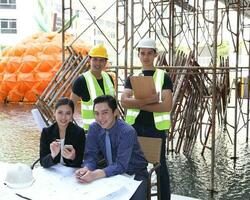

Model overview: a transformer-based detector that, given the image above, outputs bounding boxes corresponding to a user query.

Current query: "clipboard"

[130,76,156,99]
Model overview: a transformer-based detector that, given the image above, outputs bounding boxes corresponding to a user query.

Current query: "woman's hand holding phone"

[62,145,76,160]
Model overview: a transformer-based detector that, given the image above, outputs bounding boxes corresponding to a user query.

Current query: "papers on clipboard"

[130,76,156,99]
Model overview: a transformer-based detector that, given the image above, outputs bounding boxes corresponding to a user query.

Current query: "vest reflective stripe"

[154,114,171,122]
[125,69,171,130]
[102,72,115,95]
[126,109,140,117]
[84,71,98,100]
[82,118,95,125]
[81,104,93,110]
[155,69,163,101]
[81,71,115,130]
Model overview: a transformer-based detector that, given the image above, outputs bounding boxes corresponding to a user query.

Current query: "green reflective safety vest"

[125,69,171,130]
[81,71,115,130]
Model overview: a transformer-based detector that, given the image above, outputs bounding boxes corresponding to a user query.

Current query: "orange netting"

[0,32,90,102]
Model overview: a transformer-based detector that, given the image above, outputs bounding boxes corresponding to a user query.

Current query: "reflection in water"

[168,129,250,200]
[0,103,250,199]
[0,103,40,164]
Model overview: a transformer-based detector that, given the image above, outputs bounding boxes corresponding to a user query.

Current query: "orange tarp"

[43,43,61,55]
[35,54,57,72]
[6,57,22,73]
[7,45,26,57]
[7,86,24,102]
[17,73,36,93]
[0,32,90,102]
[0,57,8,73]
[24,45,43,56]
[2,73,17,92]
[23,90,38,102]
[0,89,7,101]
[19,55,38,73]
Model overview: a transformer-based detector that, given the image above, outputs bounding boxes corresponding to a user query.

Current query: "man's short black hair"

[89,56,108,61]
[93,95,117,112]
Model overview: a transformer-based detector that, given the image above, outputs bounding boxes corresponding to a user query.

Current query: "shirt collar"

[104,119,119,134]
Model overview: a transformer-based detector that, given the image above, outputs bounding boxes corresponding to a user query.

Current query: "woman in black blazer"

[40,97,85,168]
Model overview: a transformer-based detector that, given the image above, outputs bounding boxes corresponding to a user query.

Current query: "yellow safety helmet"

[88,44,108,59]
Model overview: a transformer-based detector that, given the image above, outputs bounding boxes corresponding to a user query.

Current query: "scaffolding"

[36,0,250,196]
[114,0,250,194]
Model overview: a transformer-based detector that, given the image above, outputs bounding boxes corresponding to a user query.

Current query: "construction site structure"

[35,0,250,196]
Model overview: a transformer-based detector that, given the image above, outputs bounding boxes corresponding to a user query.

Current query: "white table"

[0,162,141,200]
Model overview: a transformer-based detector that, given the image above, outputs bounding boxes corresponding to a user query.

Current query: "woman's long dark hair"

[55,97,75,113]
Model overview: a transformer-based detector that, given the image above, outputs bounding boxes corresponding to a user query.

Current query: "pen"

[79,170,88,178]
[55,139,61,143]
[16,193,32,200]
[80,172,85,177]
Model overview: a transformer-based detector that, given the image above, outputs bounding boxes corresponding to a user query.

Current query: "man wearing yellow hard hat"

[71,44,115,131]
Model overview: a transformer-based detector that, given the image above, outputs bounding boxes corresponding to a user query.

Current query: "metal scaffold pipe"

[210,0,218,196]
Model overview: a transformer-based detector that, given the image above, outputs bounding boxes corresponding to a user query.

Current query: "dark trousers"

[130,170,148,200]
[133,124,171,200]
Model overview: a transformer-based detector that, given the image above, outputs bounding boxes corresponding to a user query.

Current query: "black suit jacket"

[40,122,85,168]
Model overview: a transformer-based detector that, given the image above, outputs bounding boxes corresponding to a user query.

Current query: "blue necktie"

[105,131,113,165]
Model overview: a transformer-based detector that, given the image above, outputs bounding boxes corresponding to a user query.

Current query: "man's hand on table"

[75,167,106,183]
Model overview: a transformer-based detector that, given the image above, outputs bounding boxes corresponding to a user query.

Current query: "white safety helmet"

[5,163,35,189]
[136,38,157,51]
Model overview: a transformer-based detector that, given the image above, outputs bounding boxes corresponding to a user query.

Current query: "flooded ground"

[0,103,250,199]
[0,103,40,164]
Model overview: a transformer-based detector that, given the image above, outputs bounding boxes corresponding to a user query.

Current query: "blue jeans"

[133,124,171,200]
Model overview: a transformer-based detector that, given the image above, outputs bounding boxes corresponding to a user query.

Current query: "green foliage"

[0,45,8,56]
[34,16,50,32]
[34,0,51,32]
[0,45,8,51]
[217,41,229,57]
[58,14,78,33]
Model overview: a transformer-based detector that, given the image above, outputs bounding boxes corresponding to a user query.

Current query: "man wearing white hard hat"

[121,38,173,200]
